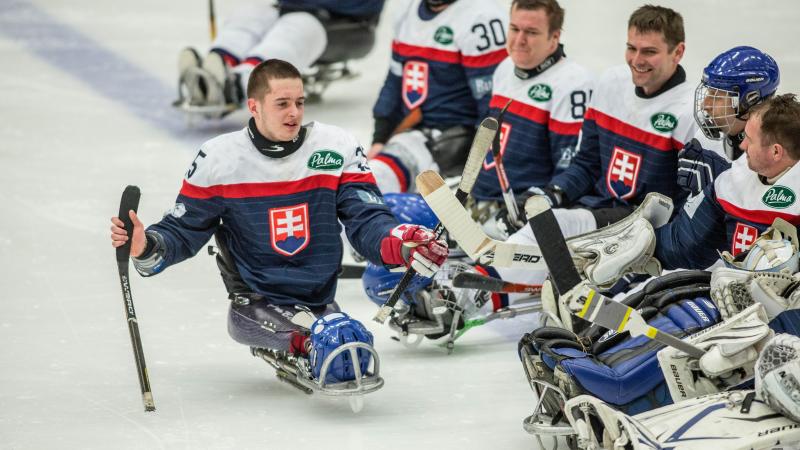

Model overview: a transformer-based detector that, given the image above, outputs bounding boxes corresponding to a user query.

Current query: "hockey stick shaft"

[526,199,705,358]
[492,99,520,224]
[373,117,499,324]
[116,186,156,412]
[208,0,217,41]
[452,272,542,295]
[391,108,423,136]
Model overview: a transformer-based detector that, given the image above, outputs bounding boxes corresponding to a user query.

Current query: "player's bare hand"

[367,143,384,160]
[110,210,146,257]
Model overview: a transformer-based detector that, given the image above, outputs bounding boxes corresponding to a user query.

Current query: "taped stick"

[453,272,542,295]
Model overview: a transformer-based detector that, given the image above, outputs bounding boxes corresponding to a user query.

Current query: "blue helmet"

[695,46,780,140]
[361,262,433,307]
[384,193,439,230]
[309,312,374,384]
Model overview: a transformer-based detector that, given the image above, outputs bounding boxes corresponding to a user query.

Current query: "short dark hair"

[628,5,685,51]
[247,59,302,100]
[511,0,564,36]
[751,93,800,160]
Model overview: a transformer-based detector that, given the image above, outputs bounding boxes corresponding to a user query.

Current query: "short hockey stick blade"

[418,170,546,269]
[373,118,499,324]
[117,186,141,263]
[525,196,582,295]
[576,288,706,359]
[452,272,542,295]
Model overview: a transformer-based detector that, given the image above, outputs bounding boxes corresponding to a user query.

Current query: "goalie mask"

[694,46,779,143]
[756,333,800,422]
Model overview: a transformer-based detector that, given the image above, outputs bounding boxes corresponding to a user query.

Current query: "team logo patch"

[307,150,344,171]
[762,185,796,209]
[527,83,552,102]
[269,203,310,257]
[483,122,512,170]
[402,61,429,110]
[606,147,642,200]
[434,26,454,45]
[650,112,678,132]
[732,222,758,256]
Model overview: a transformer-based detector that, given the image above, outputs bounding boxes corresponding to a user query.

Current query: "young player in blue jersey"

[177,0,385,113]
[110,59,448,397]
[368,0,508,193]
[468,0,592,239]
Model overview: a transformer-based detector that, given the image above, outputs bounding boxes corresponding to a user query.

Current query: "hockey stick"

[452,272,542,295]
[391,108,423,136]
[417,170,547,269]
[208,0,217,41]
[373,117,498,324]
[524,197,706,359]
[454,301,542,340]
[116,186,156,412]
[492,99,521,224]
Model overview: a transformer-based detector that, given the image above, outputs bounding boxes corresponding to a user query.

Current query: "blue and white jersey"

[279,0,385,17]
[147,122,397,306]
[656,156,800,269]
[550,65,697,209]
[372,0,507,134]
[472,56,593,201]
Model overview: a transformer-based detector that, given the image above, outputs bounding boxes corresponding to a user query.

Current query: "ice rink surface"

[1,0,799,448]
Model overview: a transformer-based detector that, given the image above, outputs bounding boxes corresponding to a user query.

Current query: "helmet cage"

[694,81,741,140]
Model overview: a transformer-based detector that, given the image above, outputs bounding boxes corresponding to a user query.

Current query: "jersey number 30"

[472,19,506,51]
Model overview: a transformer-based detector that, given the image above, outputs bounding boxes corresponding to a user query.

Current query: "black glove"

[676,138,732,196]
[495,205,526,238]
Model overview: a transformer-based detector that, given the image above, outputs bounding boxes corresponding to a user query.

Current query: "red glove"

[380,224,449,277]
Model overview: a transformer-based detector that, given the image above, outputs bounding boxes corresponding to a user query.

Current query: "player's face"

[249,77,305,142]
[741,114,779,177]
[702,88,743,135]
[625,28,684,95]
[507,6,560,70]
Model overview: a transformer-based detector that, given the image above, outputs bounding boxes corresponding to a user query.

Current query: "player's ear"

[672,42,686,62]
[247,98,258,116]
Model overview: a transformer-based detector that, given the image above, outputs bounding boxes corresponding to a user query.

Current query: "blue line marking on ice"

[0,0,234,144]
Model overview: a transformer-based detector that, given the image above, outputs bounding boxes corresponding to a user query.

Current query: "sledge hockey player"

[368,0,507,193]
[492,5,698,289]
[110,60,448,404]
[175,0,385,115]
[676,46,780,197]
[471,0,593,240]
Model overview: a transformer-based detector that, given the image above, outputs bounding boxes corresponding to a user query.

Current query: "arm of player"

[547,113,601,206]
[372,60,405,146]
[654,185,729,270]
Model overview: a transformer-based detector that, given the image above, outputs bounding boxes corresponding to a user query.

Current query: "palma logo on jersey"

[528,84,552,102]
[606,147,642,200]
[650,113,678,132]
[483,122,511,170]
[307,150,343,171]
[269,203,310,257]
[762,186,795,209]
[434,26,454,45]
[732,222,758,256]
[402,61,429,110]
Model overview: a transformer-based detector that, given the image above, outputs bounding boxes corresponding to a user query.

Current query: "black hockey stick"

[338,263,366,279]
[373,117,498,324]
[492,99,521,224]
[116,186,156,412]
[524,197,705,359]
[452,272,542,295]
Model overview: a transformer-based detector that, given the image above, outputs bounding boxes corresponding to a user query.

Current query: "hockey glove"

[676,139,731,197]
[381,224,448,278]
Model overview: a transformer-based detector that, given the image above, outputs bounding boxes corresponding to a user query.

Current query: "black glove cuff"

[372,117,393,145]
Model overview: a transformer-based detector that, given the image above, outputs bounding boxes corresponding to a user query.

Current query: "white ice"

[1,0,798,449]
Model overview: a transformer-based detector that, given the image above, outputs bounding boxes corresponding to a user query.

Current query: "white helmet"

[755,333,800,422]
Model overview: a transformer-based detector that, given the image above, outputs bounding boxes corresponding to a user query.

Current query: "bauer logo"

[307,150,344,171]
[434,26,454,45]
[650,113,677,132]
[762,186,796,209]
[528,84,552,102]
